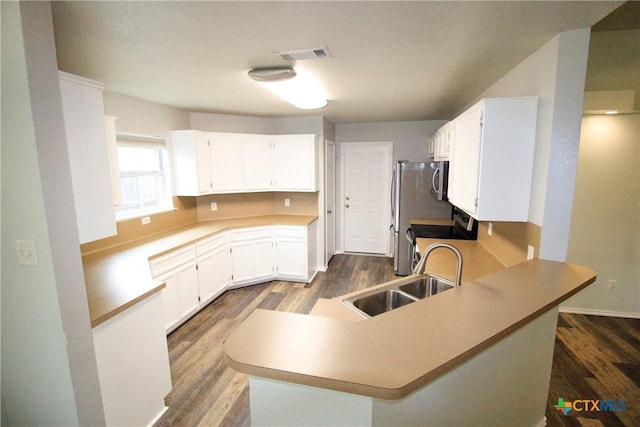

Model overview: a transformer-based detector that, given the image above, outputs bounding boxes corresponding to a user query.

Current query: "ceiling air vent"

[275,46,332,61]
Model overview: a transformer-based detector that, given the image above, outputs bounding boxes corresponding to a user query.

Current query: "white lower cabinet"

[274,226,309,281]
[150,245,200,332]
[150,223,316,333]
[196,234,230,305]
[230,227,274,286]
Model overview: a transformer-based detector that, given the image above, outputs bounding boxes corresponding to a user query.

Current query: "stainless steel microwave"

[429,160,449,201]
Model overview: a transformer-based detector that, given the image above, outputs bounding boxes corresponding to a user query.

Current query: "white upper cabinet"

[59,71,117,244]
[104,115,121,208]
[273,134,318,191]
[448,97,538,222]
[242,134,273,191]
[171,131,318,195]
[433,122,453,161]
[171,130,211,196]
[209,133,244,193]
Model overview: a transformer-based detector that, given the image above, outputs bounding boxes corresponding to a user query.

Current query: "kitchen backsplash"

[80,192,319,255]
[477,221,541,267]
[80,196,198,255]
[197,192,318,220]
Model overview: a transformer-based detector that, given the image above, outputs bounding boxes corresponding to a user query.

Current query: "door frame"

[339,141,394,256]
[325,140,336,265]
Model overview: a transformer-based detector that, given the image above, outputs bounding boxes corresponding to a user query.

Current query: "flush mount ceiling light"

[247,66,296,82]
[248,66,327,110]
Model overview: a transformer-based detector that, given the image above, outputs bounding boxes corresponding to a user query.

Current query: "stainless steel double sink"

[342,274,455,318]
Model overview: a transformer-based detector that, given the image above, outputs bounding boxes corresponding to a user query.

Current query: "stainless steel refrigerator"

[391,161,452,275]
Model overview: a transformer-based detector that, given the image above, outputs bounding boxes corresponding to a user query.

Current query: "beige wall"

[565,114,640,316]
[472,28,591,262]
[2,2,104,423]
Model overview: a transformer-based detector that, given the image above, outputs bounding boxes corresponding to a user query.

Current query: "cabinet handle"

[345,196,350,201]
[327,209,332,214]
[345,204,350,209]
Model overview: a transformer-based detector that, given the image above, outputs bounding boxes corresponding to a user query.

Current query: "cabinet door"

[104,116,121,207]
[449,105,483,215]
[171,130,211,196]
[209,133,244,193]
[243,134,273,191]
[176,261,200,319]
[231,237,274,284]
[230,228,274,285]
[273,134,317,191]
[59,72,116,244]
[157,271,182,331]
[195,134,213,194]
[197,241,230,304]
[230,240,256,283]
[275,240,307,281]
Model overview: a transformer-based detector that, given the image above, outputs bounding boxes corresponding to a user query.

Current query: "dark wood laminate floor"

[546,313,640,426]
[155,254,640,426]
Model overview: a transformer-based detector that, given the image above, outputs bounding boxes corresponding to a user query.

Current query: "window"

[115,137,173,220]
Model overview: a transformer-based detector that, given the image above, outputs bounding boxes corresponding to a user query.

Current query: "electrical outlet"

[608,279,618,291]
[16,240,39,266]
[210,202,218,211]
[141,216,151,225]
[487,222,493,236]
[284,198,290,207]
[527,245,535,260]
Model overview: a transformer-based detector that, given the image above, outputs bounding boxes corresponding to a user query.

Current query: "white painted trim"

[324,139,336,266]
[339,141,394,256]
[534,416,547,427]
[146,406,169,427]
[559,307,640,319]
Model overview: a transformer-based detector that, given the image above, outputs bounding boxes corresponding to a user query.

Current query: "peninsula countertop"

[83,215,318,328]
[224,255,596,399]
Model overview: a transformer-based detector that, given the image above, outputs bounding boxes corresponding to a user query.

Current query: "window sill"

[115,206,177,223]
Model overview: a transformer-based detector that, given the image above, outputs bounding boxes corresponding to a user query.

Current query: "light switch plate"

[16,240,39,266]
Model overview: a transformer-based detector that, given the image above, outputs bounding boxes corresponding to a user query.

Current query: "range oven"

[406,207,477,271]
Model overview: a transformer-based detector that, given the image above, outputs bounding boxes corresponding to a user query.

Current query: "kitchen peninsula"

[224,240,596,426]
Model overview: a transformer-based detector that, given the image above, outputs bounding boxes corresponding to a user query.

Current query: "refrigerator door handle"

[390,164,397,224]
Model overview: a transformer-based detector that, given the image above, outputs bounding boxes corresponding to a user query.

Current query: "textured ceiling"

[52,1,623,123]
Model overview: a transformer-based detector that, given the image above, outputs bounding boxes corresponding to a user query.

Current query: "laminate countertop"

[224,240,596,399]
[82,215,318,328]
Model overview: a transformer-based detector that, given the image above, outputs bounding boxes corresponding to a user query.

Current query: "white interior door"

[343,142,392,254]
[325,141,336,262]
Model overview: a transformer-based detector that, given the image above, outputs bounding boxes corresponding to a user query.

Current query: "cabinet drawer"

[149,245,196,278]
[274,225,306,239]
[196,233,227,256]
[230,227,273,243]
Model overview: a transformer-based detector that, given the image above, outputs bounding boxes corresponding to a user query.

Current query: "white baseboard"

[534,416,547,427]
[559,307,640,319]
[146,405,169,427]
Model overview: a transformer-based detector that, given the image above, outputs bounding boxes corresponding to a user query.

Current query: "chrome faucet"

[412,242,463,287]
